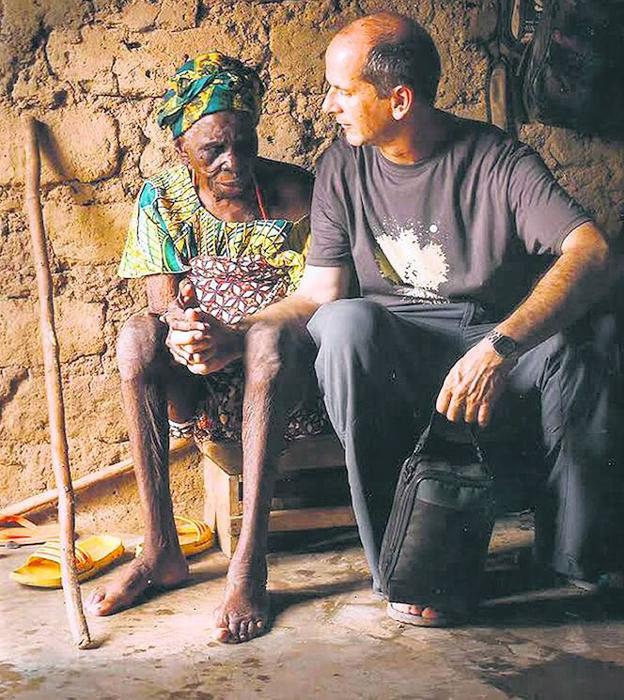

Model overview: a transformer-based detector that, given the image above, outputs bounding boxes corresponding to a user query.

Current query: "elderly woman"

[86,53,327,643]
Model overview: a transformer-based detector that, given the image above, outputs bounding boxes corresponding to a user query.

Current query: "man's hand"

[435,339,516,427]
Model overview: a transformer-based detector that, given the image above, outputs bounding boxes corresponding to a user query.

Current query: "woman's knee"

[244,320,291,385]
[117,313,167,380]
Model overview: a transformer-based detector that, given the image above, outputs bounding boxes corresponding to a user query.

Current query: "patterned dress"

[119,164,328,442]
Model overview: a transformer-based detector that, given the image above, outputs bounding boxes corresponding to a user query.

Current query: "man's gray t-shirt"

[308,118,591,322]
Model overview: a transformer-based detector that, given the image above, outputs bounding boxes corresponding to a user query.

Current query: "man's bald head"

[333,12,441,105]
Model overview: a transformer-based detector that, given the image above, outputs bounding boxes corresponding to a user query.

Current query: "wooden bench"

[199,434,356,557]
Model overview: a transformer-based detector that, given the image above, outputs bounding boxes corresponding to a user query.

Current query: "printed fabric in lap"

[188,254,329,442]
[188,256,290,325]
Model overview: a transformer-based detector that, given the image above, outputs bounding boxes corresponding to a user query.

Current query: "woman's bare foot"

[85,550,188,616]
[214,561,270,644]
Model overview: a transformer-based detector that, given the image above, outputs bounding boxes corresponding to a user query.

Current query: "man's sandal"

[387,602,467,628]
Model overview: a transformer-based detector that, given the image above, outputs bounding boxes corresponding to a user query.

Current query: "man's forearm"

[238,293,321,331]
[496,231,617,353]
[226,293,322,360]
[235,263,349,339]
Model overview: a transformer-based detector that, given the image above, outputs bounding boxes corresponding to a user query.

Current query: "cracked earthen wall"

[1,0,623,531]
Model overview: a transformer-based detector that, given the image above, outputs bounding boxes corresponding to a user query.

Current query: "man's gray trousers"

[307,298,623,592]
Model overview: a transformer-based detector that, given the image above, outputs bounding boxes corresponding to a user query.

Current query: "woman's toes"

[214,626,231,643]
[236,622,248,642]
[242,620,254,640]
[86,588,103,606]
[251,618,265,638]
[228,619,240,640]
[85,588,106,614]
[213,608,234,643]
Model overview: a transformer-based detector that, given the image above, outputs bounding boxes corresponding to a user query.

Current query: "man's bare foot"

[214,569,270,644]
[85,551,188,616]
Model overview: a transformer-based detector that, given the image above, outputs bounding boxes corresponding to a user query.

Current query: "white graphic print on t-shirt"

[372,218,449,303]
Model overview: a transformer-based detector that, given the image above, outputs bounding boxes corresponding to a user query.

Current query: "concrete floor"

[2,516,624,700]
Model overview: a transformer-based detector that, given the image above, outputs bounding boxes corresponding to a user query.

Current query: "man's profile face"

[176,111,259,199]
[322,34,394,147]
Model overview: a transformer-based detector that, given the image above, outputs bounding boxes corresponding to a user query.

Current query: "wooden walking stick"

[23,116,94,649]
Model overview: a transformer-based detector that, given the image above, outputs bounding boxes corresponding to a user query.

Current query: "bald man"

[299,12,622,626]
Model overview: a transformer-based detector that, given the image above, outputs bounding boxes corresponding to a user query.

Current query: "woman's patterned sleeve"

[118,181,190,278]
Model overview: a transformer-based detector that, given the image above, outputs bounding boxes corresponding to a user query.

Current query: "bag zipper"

[380,460,420,579]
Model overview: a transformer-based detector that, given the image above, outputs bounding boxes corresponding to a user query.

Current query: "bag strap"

[416,409,490,474]
[485,57,518,136]
[467,423,486,467]
[480,0,545,134]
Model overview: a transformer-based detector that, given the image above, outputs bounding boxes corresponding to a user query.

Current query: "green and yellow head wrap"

[156,52,264,139]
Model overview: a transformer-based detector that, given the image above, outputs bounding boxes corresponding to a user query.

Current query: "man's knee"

[307,298,386,351]
[117,313,167,380]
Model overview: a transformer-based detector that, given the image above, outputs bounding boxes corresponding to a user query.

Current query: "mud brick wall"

[1,0,623,531]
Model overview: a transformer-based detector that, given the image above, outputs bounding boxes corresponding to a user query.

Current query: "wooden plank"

[197,434,345,476]
[202,458,217,532]
[220,531,238,559]
[278,435,345,473]
[271,466,351,510]
[221,514,241,558]
[268,506,355,531]
[207,459,241,558]
[200,442,243,475]
[201,437,351,559]
[229,506,356,535]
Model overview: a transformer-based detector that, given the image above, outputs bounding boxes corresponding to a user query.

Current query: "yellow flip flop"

[10,535,125,588]
[135,516,214,559]
[0,515,63,548]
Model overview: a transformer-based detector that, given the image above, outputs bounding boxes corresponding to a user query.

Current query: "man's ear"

[390,85,413,120]
[174,136,189,165]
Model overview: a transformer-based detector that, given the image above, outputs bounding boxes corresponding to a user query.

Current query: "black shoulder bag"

[379,413,496,615]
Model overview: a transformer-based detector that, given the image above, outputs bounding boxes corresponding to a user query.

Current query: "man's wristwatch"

[485,330,519,360]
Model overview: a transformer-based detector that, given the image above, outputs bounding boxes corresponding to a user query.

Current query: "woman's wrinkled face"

[176,111,259,199]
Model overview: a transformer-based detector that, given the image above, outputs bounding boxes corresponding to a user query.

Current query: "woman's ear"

[174,136,189,165]
[390,85,413,121]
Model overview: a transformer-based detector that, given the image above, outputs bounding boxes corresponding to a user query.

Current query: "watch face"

[492,333,517,357]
